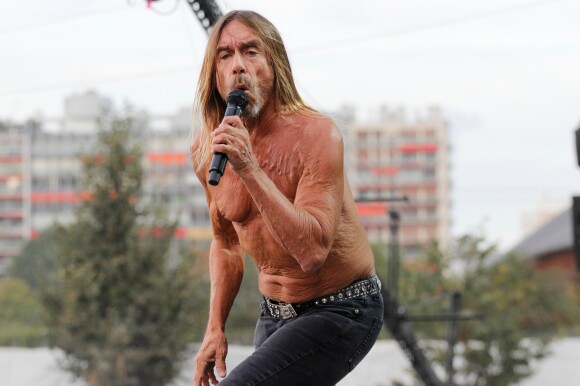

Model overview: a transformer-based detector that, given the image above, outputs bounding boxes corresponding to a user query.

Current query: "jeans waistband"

[264,275,381,320]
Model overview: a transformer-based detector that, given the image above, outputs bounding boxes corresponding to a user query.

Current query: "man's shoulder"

[290,109,333,124]
[284,111,338,137]
[279,112,342,158]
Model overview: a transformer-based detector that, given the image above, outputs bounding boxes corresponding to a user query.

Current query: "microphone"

[208,89,249,186]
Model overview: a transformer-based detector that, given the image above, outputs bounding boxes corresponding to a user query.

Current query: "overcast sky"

[1,0,579,252]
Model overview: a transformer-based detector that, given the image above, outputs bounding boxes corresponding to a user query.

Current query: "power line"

[0,0,571,96]
[293,0,571,54]
[456,185,578,188]
[0,65,197,96]
[0,6,131,35]
[180,0,201,59]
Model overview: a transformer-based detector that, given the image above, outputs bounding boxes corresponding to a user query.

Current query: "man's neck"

[243,100,277,136]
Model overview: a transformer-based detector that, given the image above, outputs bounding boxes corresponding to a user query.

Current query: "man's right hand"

[194,329,229,386]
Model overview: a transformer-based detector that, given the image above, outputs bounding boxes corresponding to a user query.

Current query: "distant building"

[63,90,112,133]
[0,129,29,274]
[511,206,579,280]
[0,92,209,274]
[0,91,454,272]
[343,105,452,258]
[520,195,568,237]
[141,117,212,243]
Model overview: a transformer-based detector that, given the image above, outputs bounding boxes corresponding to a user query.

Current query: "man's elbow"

[298,251,328,274]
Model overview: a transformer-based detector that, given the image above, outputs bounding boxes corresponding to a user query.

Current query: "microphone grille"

[226,89,249,109]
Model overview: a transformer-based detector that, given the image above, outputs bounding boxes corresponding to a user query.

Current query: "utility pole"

[357,196,443,386]
[388,208,401,299]
[445,292,461,386]
[382,287,444,386]
[356,196,482,386]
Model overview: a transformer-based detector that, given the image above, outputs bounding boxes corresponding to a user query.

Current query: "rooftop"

[510,207,573,259]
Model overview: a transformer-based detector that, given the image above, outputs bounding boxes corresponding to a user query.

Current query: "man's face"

[215,20,275,118]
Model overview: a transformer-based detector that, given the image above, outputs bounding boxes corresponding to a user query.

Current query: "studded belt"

[264,275,381,320]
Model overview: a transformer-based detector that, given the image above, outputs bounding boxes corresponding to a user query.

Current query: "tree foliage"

[0,278,45,346]
[42,112,201,386]
[9,225,60,292]
[392,234,577,386]
[5,226,61,347]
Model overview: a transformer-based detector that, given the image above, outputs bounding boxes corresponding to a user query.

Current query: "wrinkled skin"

[192,20,375,386]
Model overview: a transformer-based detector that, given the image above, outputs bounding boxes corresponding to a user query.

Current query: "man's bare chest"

[211,149,302,224]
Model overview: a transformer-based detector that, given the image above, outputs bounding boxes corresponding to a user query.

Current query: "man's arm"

[191,135,245,330]
[212,116,344,273]
[194,214,244,384]
[206,204,245,333]
[192,140,244,385]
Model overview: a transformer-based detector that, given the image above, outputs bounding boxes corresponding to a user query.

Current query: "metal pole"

[445,291,461,386]
[381,285,443,386]
[388,208,400,299]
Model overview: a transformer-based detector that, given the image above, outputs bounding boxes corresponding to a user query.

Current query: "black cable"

[147,0,181,16]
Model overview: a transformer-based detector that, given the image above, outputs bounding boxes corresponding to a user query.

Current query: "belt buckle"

[279,303,297,319]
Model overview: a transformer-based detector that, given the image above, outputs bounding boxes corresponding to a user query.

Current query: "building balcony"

[0,212,24,220]
[0,231,24,239]
[0,194,23,201]
[0,155,23,163]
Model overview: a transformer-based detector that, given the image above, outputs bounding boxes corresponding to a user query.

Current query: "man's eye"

[247,50,257,56]
[219,53,231,60]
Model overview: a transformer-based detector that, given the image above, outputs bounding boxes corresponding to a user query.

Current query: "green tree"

[43,112,200,386]
[394,234,576,386]
[9,225,60,292]
[0,278,45,346]
[5,225,61,347]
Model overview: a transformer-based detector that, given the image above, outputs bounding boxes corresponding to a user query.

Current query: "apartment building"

[0,92,211,274]
[0,129,29,274]
[141,108,211,243]
[344,105,451,258]
[0,92,452,272]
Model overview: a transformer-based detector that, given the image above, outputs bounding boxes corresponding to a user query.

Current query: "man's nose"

[232,53,246,74]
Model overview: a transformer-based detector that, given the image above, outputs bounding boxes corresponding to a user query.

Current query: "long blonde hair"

[191,10,317,172]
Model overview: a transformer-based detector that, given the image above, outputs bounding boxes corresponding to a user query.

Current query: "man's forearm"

[206,239,244,331]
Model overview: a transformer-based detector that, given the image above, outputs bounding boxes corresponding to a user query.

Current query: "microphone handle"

[208,105,244,186]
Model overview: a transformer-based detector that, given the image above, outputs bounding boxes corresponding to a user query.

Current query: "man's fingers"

[194,333,228,384]
[215,356,227,378]
[221,115,242,128]
[193,374,207,386]
[208,370,219,385]
[194,359,215,386]
[194,371,209,386]
[204,373,212,386]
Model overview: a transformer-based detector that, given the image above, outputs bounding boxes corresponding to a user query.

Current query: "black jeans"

[220,288,384,385]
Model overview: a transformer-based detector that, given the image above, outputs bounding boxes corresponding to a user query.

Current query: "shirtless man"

[191,10,384,386]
